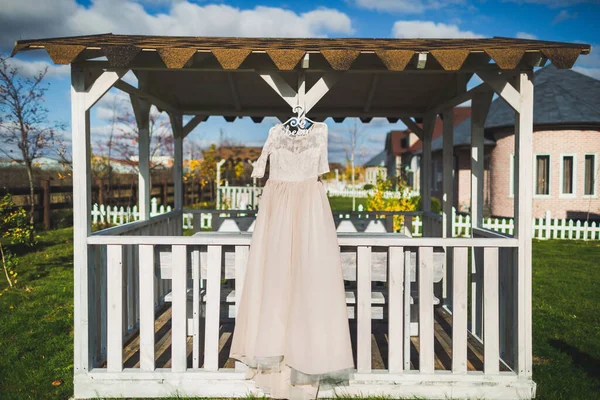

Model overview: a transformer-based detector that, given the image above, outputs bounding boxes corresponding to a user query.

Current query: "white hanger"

[282,105,316,137]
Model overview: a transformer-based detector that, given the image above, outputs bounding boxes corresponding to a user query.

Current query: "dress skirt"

[230,176,354,399]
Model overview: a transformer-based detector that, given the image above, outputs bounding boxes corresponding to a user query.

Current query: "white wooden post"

[388,246,404,373]
[442,108,454,310]
[139,245,155,371]
[421,114,435,236]
[357,245,372,373]
[216,159,226,209]
[470,90,492,339]
[132,95,152,220]
[470,90,492,228]
[71,66,123,376]
[452,247,468,374]
[418,246,434,373]
[170,112,184,211]
[442,109,455,238]
[514,70,534,378]
[71,67,92,376]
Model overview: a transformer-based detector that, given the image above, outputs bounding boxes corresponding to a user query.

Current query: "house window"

[584,154,597,196]
[535,155,550,196]
[560,155,575,196]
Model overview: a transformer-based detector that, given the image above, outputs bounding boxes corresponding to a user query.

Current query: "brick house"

[379,108,471,189]
[424,65,600,219]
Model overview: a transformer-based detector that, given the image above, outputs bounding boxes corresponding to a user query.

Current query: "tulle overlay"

[230,177,354,399]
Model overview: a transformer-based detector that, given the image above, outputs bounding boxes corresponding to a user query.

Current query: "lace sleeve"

[317,125,330,175]
[251,126,276,178]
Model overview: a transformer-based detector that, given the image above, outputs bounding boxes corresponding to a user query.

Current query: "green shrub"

[363,183,375,190]
[414,196,442,214]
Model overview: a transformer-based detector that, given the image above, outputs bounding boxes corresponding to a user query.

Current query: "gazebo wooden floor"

[101,304,507,372]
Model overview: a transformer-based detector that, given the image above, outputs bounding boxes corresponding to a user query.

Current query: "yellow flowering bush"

[1,194,36,287]
[366,176,417,232]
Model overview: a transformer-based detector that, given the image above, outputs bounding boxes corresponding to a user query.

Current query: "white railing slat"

[388,246,404,373]
[204,245,222,371]
[403,250,412,371]
[107,244,123,372]
[418,246,434,373]
[452,247,468,374]
[484,247,500,374]
[139,245,155,371]
[234,245,249,371]
[171,245,188,372]
[357,245,372,373]
[192,249,202,369]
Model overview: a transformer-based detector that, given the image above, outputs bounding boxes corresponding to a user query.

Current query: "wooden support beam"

[442,108,455,308]
[182,107,424,119]
[71,66,93,375]
[258,71,296,108]
[183,115,205,138]
[514,70,534,379]
[421,114,436,235]
[478,71,521,113]
[305,72,339,113]
[428,80,490,115]
[400,117,424,140]
[131,94,152,220]
[470,90,493,229]
[442,108,454,238]
[169,112,184,212]
[84,69,126,111]
[114,79,177,113]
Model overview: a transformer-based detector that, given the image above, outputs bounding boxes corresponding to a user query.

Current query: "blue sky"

[1,0,599,164]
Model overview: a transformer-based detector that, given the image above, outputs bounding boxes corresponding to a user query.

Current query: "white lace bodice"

[251,122,330,181]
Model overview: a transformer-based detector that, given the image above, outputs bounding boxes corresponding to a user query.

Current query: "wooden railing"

[86,224,521,378]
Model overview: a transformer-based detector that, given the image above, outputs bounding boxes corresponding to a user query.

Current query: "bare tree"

[0,54,64,224]
[344,118,367,210]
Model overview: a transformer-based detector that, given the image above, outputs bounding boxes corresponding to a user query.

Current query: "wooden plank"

[127,245,135,333]
[357,246,372,373]
[387,246,404,373]
[418,246,434,373]
[192,249,202,368]
[515,71,534,378]
[204,245,222,370]
[403,250,412,371]
[484,247,500,374]
[139,245,155,371]
[452,247,468,374]
[106,245,123,371]
[171,245,187,372]
[442,108,455,310]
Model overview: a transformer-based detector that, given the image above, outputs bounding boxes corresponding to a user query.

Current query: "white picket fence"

[91,198,212,230]
[92,198,600,240]
[326,187,416,199]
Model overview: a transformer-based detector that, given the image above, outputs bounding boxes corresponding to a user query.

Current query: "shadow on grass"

[549,339,600,380]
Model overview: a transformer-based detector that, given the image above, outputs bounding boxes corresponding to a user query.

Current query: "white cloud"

[504,0,592,7]
[2,57,69,78]
[553,9,578,24]
[1,1,353,50]
[352,0,465,14]
[516,32,538,40]
[392,20,484,39]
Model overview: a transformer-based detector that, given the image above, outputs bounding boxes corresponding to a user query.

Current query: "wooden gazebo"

[12,34,591,399]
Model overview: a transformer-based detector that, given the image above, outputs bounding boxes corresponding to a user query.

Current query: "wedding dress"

[229,121,354,399]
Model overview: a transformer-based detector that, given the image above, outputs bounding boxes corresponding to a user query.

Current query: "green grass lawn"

[1,229,599,399]
[327,196,368,211]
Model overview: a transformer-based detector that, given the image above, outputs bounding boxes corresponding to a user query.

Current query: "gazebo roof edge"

[11,33,591,71]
